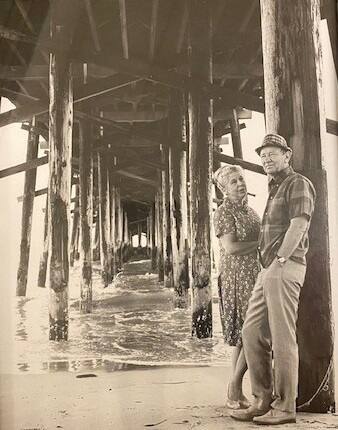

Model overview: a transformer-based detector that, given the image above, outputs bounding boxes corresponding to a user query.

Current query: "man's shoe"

[230,405,270,422]
[253,409,296,425]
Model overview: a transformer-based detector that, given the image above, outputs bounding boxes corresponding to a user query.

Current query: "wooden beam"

[84,0,101,52]
[0,75,142,128]
[113,170,158,188]
[0,155,48,179]
[15,0,35,34]
[149,0,160,61]
[214,152,265,175]
[118,0,129,59]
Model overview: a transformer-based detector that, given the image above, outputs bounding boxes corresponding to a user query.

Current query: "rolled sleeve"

[287,177,316,220]
[213,206,236,238]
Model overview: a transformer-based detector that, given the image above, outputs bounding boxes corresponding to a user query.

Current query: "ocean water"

[0,259,230,374]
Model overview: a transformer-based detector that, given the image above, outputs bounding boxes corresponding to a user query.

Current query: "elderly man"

[231,133,316,425]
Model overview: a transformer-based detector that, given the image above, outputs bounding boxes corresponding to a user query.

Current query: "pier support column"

[48,4,73,340]
[79,120,93,313]
[188,0,213,338]
[161,145,173,287]
[98,153,111,287]
[109,178,117,278]
[16,118,39,296]
[69,184,80,267]
[38,195,49,288]
[155,192,164,281]
[151,202,157,271]
[168,91,189,307]
[260,0,334,411]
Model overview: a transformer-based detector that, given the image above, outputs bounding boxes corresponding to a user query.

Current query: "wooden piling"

[109,177,117,278]
[98,153,111,287]
[115,186,123,269]
[16,118,39,296]
[69,184,80,267]
[37,195,49,288]
[260,0,334,411]
[188,0,213,338]
[48,5,73,340]
[168,91,189,307]
[161,145,173,287]
[79,120,93,313]
[93,195,100,261]
[155,192,164,281]
[150,202,157,271]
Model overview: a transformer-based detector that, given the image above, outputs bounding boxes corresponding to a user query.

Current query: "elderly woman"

[213,165,261,409]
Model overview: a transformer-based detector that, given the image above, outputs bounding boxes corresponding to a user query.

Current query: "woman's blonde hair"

[213,165,244,195]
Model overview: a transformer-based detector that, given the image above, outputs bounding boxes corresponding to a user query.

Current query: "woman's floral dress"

[213,197,261,346]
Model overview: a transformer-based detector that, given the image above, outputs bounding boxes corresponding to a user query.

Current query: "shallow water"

[1,260,230,374]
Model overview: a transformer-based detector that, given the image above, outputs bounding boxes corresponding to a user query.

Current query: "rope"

[296,357,334,410]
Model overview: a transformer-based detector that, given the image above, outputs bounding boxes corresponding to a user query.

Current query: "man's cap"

[255,133,292,155]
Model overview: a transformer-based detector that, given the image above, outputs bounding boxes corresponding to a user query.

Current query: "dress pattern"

[213,197,261,346]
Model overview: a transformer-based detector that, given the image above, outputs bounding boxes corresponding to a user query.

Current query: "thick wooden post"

[169,91,190,307]
[79,120,93,313]
[109,177,117,278]
[98,153,111,287]
[115,186,123,268]
[69,184,80,267]
[156,192,164,281]
[37,195,49,288]
[123,210,129,262]
[48,5,73,340]
[161,145,173,287]
[188,0,213,338]
[93,194,100,261]
[151,202,157,270]
[16,118,39,296]
[260,0,334,411]
[230,108,243,158]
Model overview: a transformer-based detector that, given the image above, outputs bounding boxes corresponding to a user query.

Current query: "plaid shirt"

[258,166,316,268]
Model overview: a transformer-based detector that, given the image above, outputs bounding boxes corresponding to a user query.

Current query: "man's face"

[259,147,291,175]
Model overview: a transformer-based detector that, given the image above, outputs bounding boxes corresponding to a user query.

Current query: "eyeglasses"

[260,152,282,160]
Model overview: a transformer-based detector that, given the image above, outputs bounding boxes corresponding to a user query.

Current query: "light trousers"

[242,258,306,412]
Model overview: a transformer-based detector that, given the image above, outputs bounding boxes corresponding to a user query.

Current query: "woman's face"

[225,171,247,201]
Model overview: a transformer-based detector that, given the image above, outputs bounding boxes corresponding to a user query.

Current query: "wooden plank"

[118,0,129,59]
[0,155,48,179]
[16,118,39,296]
[79,119,93,312]
[189,0,213,338]
[261,0,334,411]
[48,3,73,341]
[113,170,158,188]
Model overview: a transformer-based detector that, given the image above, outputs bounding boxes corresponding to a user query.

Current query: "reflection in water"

[4,260,230,374]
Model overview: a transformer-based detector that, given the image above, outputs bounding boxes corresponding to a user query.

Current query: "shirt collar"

[223,196,248,212]
[268,166,294,188]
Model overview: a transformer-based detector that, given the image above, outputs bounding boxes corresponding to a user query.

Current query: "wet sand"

[1,365,337,429]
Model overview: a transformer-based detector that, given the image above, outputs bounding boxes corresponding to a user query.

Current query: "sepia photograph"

[0,1,337,429]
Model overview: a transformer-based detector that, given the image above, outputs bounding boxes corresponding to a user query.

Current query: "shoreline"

[1,365,337,430]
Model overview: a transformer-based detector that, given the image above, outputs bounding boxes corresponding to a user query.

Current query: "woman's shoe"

[226,384,251,410]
